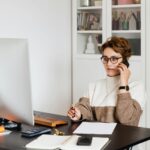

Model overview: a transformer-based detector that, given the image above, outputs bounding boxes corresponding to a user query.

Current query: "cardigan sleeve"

[115,92,143,126]
[75,97,94,120]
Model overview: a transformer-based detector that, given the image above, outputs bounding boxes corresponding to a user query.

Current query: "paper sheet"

[73,122,117,135]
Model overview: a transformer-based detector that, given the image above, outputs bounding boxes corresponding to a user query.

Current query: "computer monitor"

[0,38,34,128]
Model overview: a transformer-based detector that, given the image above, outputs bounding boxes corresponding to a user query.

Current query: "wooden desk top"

[0,111,150,150]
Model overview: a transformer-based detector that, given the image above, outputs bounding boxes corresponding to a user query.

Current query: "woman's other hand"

[67,107,81,121]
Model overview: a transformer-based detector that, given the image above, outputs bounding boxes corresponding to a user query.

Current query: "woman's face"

[102,47,123,77]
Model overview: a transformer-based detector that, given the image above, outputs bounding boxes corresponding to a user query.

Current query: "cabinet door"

[111,0,141,55]
[72,0,106,101]
[108,0,145,81]
[74,0,106,55]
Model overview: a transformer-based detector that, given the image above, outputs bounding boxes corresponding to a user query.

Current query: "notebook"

[26,134,109,150]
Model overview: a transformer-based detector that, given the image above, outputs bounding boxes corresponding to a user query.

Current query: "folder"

[34,115,67,127]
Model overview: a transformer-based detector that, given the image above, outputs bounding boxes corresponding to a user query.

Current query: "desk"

[0,111,150,150]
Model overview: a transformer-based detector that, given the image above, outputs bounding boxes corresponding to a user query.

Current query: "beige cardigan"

[75,76,145,126]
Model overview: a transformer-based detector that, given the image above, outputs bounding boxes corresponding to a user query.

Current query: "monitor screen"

[0,38,34,126]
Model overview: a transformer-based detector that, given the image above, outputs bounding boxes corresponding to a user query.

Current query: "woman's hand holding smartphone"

[118,62,131,87]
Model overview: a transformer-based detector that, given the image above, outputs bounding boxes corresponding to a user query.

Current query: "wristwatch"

[119,85,129,91]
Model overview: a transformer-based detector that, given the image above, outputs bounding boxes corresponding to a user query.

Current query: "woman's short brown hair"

[100,36,132,59]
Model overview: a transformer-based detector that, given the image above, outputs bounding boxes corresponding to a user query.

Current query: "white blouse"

[83,75,145,109]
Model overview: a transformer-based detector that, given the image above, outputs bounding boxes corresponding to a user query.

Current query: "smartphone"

[77,136,92,146]
[122,59,129,68]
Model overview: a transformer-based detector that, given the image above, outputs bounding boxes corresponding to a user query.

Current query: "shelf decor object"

[80,0,91,6]
[85,35,95,54]
[133,0,141,4]
[118,0,133,5]
[94,0,102,6]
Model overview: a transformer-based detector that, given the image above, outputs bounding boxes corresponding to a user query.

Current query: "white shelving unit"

[112,4,141,9]
[72,0,145,102]
[78,6,102,10]
[77,30,102,33]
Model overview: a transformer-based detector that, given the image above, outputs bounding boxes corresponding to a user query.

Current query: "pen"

[71,105,75,118]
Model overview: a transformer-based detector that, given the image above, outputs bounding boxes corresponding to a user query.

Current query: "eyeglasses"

[101,56,122,64]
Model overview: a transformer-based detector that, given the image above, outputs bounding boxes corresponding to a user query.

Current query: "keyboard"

[21,126,51,138]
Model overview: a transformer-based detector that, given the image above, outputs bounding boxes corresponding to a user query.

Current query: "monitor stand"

[0,118,22,131]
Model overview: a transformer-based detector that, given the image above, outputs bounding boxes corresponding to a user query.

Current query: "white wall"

[0,0,71,115]
[146,0,150,149]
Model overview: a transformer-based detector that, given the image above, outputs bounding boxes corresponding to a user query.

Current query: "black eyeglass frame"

[100,56,122,64]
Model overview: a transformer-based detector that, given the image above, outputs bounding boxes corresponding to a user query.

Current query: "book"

[77,12,101,30]
[34,115,67,127]
[26,134,109,150]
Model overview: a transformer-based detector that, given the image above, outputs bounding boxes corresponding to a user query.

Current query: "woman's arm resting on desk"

[115,93,142,126]
[74,97,94,121]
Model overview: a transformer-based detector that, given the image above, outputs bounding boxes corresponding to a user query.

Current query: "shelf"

[77,6,102,10]
[112,4,141,9]
[77,30,102,34]
[112,30,141,34]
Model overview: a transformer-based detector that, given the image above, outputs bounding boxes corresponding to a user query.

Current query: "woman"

[68,36,145,126]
